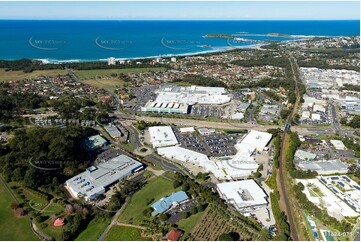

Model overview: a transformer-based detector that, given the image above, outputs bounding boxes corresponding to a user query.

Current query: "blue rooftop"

[151,191,188,216]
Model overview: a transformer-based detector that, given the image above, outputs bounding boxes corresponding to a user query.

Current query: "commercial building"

[104,124,122,139]
[141,101,189,114]
[149,126,179,148]
[179,127,195,133]
[142,85,231,114]
[198,128,216,135]
[84,135,108,150]
[301,111,311,119]
[157,129,272,180]
[65,155,143,201]
[311,113,321,121]
[313,104,326,113]
[260,105,279,115]
[296,159,349,175]
[330,140,347,150]
[151,191,189,216]
[235,130,272,152]
[216,180,268,212]
[294,150,317,161]
[230,112,245,120]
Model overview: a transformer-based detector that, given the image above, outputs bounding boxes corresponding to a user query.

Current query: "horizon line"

[0,19,360,21]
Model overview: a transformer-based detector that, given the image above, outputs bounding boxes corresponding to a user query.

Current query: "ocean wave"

[34,43,264,64]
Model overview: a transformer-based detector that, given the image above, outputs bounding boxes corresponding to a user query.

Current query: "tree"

[181,212,189,219]
[190,206,197,215]
[340,116,348,125]
[348,115,360,129]
[196,204,204,213]
[181,183,190,191]
[159,213,168,222]
[218,233,234,241]
[173,180,182,189]
[280,109,291,119]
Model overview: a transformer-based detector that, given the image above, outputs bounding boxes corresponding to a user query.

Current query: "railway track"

[276,55,301,241]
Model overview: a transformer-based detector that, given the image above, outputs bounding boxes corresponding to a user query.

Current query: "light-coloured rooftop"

[149,126,179,148]
[66,154,143,201]
[217,179,268,210]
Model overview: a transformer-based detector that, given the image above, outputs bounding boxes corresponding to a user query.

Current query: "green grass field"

[118,176,178,225]
[177,212,204,240]
[75,218,110,241]
[104,225,150,241]
[0,181,38,241]
[81,79,126,92]
[73,67,166,80]
[0,68,67,82]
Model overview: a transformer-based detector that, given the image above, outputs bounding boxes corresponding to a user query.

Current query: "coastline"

[33,43,265,64]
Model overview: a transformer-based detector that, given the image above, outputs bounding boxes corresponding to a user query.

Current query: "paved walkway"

[147,167,165,176]
[0,176,52,241]
[116,223,146,230]
[98,198,129,241]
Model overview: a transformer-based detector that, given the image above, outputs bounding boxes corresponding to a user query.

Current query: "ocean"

[0,20,359,63]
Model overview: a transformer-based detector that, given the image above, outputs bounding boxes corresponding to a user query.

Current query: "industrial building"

[151,191,189,216]
[330,140,347,150]
[148,126,179,148]
[141,85,231,114]
[65,155,143,201]
[179,127,195,133]
[216,180,269,212]
[104,124,122,139]
[260,104,279,115]
[294,150,317,161]
[296,159,349,175]
[84,134,108,151]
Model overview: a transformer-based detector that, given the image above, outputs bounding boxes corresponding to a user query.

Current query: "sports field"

[73,67,165,80]
[0,181,38,241]
[118,176,178,225]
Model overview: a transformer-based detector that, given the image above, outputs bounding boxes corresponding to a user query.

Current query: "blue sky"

[0,1,359,20]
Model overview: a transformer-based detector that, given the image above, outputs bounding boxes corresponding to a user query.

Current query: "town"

[0,25,360,242]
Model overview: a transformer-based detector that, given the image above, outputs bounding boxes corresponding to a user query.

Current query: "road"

[248,91,263,124]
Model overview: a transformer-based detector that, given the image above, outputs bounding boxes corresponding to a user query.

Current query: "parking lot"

[174,129,240,157]
[202,133,239,157]
[190,105,226,118]
[175,132,207,153]
[166,199,198,224]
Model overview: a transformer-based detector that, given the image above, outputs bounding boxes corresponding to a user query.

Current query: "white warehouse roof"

[235,130,272,151]
[65,155,143,201]
[179,127,195,133]
[217,180,268,211]
[330,140,347,150]
[148,126,179,148]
